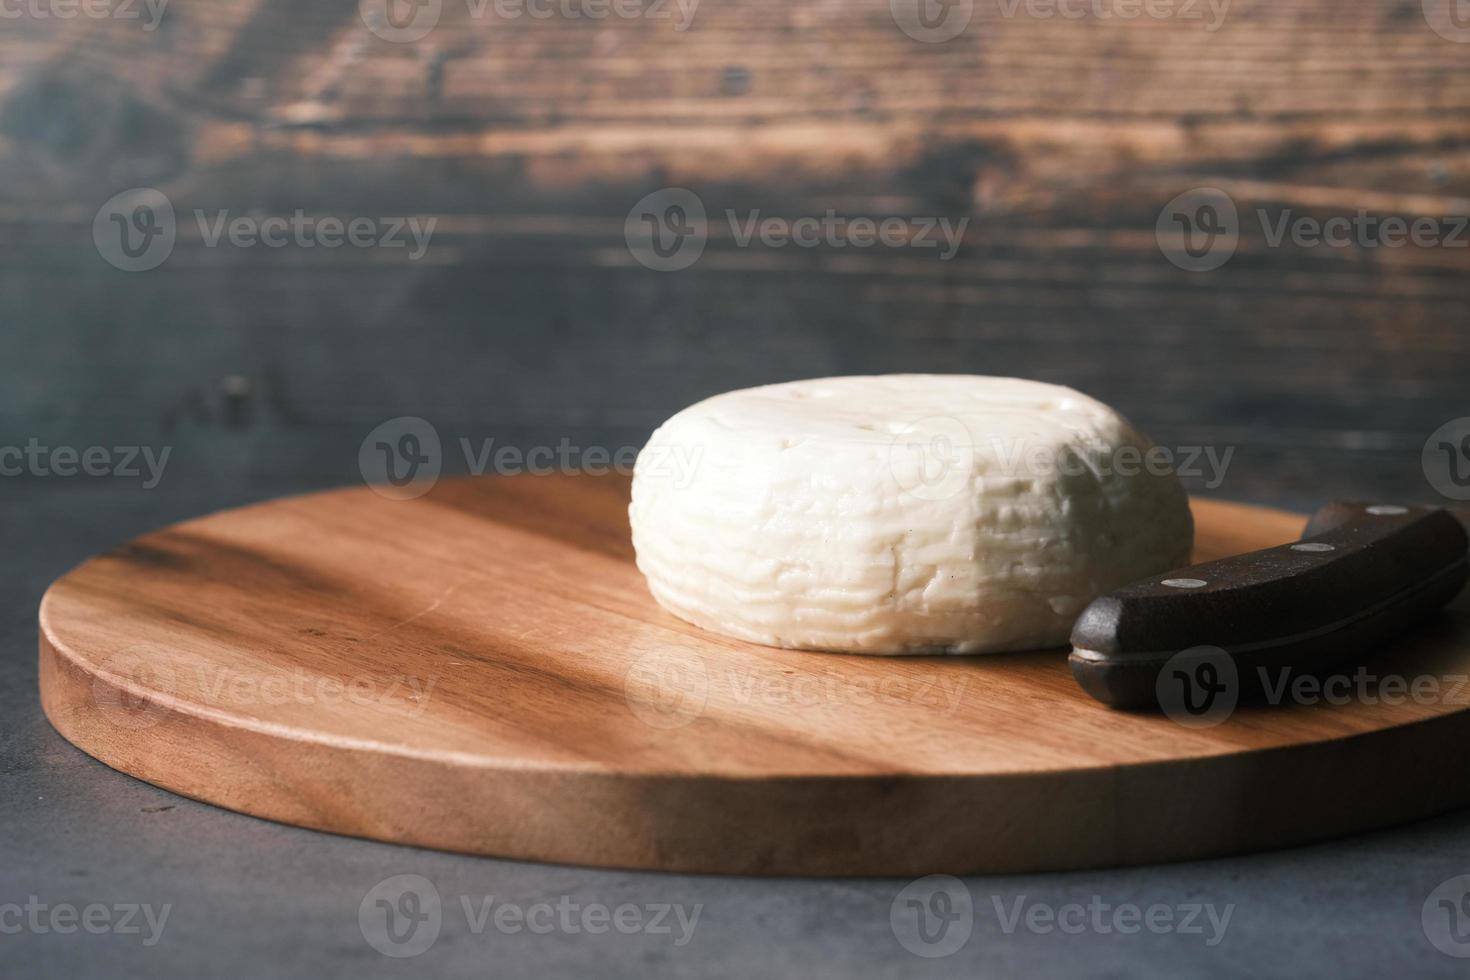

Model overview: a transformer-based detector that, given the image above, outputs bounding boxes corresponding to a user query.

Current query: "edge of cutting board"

[37,475,1470,875]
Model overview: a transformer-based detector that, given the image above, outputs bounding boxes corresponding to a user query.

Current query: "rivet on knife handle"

[1068,502,1470,710]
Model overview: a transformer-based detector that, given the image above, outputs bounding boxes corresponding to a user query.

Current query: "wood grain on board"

[38,474,1470,874]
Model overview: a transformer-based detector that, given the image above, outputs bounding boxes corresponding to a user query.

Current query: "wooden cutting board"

[38,475,1470,875]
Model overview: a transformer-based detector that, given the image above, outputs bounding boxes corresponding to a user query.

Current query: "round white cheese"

[630,375,1193,654]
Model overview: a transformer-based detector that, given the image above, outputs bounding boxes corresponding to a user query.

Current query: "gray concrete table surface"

[5,475,1470,980]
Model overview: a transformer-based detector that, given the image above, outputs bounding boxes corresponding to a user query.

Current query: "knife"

[1069,502,1470,710]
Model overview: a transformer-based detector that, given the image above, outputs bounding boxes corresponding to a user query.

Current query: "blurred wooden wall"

[1,0,1467,509]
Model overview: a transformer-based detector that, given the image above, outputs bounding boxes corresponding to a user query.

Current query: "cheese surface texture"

[629,375,1193,654]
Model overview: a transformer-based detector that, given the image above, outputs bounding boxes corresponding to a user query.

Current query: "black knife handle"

[1069,502,1470,709]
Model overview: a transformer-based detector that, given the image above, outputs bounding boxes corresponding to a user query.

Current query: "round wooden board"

[38,475,1470,876]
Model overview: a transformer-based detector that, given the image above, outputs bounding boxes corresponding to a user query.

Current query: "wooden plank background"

[1,0,1467,510]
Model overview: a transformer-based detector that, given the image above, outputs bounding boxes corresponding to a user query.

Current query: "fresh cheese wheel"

[629,375,1194,654]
